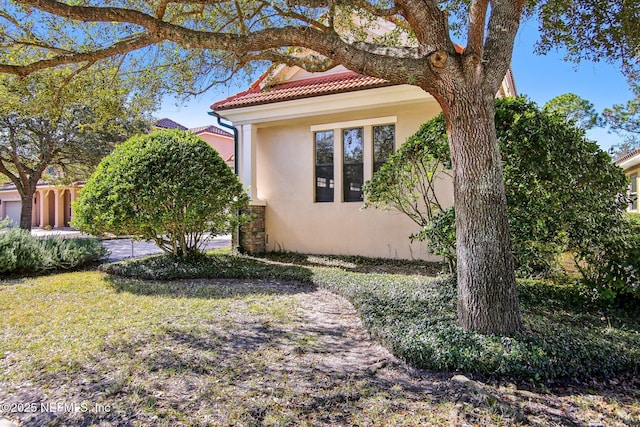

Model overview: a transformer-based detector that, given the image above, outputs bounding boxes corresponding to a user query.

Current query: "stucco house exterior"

[615,149,640,211]
[189,125,235,171]
[156,118,235,170]
[0,182,81,228]
[210,64,516,259]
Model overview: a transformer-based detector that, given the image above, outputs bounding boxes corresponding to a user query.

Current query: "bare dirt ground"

[1,278,639,426]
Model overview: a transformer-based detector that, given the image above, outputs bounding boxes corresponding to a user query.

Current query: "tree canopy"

[1,0,635,334]
[0,65,154,229]
[604,88,640,157]
[543,93,599,130]
[0,1,635,95]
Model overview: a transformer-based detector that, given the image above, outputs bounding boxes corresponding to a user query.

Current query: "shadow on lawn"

[256,252,446,276]
[105,275,317,299]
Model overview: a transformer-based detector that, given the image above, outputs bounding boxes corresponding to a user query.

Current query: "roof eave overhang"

[616,154,640,171]
[213,84,435,126]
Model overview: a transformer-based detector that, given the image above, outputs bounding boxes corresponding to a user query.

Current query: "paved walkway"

[30,228,232,261]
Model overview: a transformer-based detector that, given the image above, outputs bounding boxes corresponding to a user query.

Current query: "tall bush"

[365,97,629,279]
[72,129,249,258]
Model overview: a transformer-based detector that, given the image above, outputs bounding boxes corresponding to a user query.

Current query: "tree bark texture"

[446,89,522,335]
[19,190,34,231]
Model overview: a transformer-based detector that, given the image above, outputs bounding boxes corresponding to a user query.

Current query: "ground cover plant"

[2,267,639,426]
[103,252,640,384]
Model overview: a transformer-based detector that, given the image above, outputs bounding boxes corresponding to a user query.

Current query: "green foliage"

[100,252,314,283]
[367,97,629,278]
[363,116,450,232]
[73,129,249,258]
[0,67,155,181]
[496,97,628,277]
[315,269,640,382]
[605,88,640,157]
[536,0,639,82]
[578,226,640,302]
[0,229,106,275]
[39,238,109,271]
[543,93,599,130]
[419,207,456,272]
[0,227,42,274]
[0,65,155,229]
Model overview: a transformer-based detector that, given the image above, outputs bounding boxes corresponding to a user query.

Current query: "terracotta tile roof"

[212,71,393,111]
[155,118,188,130]
[614,147,640,165]
[189,125,233,138]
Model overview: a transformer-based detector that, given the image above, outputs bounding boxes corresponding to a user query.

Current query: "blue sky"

[157,19,633,151]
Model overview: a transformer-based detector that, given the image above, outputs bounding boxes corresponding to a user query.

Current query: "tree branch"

[467,0,488,57]
[0,33,158,76]
[6,0,441,90]
[482,0,525,94]
[156,0,170,19]
[395,0,449,51]
[286,0,399,17]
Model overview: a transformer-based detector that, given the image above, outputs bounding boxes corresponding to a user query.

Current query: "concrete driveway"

[30,228,232,261]
[101,235,232,261]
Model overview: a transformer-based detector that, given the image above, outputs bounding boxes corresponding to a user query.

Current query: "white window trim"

[310,116,397,132]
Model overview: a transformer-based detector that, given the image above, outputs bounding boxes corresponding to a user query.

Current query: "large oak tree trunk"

[446,89,522,335]
[19,189,35,231]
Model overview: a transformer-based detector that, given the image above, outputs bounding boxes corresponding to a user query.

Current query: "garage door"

[4,201,21,226]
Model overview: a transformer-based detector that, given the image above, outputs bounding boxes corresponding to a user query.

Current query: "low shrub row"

[0,225,107,275]
[103,252,640,383]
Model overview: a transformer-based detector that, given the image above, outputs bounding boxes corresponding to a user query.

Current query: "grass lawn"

[1,254,640,425]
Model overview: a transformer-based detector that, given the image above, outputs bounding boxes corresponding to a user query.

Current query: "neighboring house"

[210,64,516,259]
[615,148,640,211]
[155,117,188,131]
[156,118,235,170]
[190,125,235,171]
[0,182,82,228]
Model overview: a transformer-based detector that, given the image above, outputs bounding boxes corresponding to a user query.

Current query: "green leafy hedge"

[73,129,248,258]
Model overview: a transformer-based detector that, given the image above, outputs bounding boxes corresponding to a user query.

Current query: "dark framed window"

[373,124,395,173]
[343,127,364,202]
[631,174,638,211]
[315,131,334,202]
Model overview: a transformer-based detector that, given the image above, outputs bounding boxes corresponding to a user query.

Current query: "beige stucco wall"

[624,164,640,177]
[252,100,452,260]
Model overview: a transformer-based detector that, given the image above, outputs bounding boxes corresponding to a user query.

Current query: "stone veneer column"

[233,205,266,254]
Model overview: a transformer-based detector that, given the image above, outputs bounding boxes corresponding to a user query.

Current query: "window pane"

[315,131,334,165]
[343,128,363,163]
[315,131,334,202]
[343,128,363,202]
[373,124,395,173]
